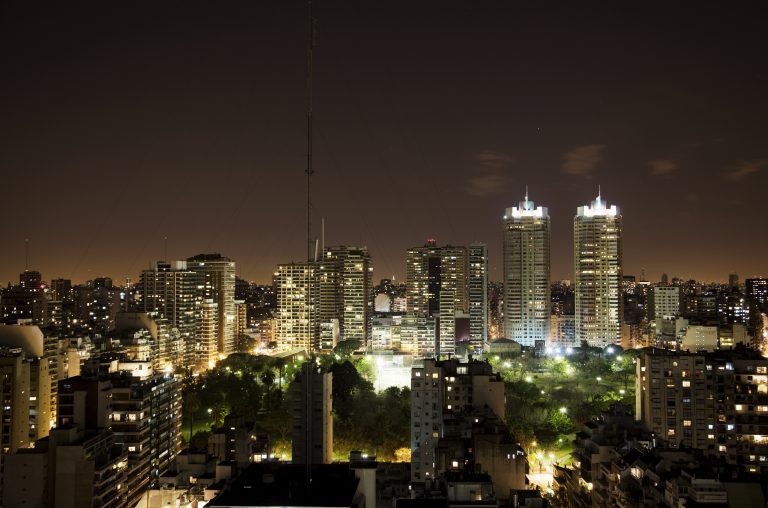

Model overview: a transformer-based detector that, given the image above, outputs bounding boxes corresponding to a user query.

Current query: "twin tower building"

[504,190,622,348]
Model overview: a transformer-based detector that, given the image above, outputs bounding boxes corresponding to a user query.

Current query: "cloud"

[727,159,768,181]
[562,144,606,178]
[466,150,512,196]
[475,150,513,168]
[649,159,677,176]
[467,173,510,196]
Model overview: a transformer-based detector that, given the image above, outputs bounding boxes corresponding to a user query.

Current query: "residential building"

[136,260,197,366]
[197,299,219,369]
[57,362,182,504]
[649,285,683,321]
[399,314,436,357]
[319,246,374,348]
[291,362,332,465]
[2,427,131,508]
[0,270,51,326]
[406,241,467,317]
[410,358,506,484]
[468,243,488,351]
[574,192,623,347]
[275,263,318,352]
[74,278,123,334]
[503,192,551,346]
[636,348,768,474]
[186,254,236,356]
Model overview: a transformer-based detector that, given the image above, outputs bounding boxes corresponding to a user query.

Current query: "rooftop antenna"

[525,185,529,202]
[24,238,29,271]
[306,0,316,262]
[164,235,168,262]
[598,184,602,200]
[321,218,325,256]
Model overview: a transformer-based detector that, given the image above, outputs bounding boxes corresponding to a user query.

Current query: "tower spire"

[525,185,529,202]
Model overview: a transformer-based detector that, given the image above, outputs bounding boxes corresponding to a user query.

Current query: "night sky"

[1,2,766,285]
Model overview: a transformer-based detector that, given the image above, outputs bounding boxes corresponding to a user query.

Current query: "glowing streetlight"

[559,406,567,414]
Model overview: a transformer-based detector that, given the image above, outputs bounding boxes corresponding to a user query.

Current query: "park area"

[180,345,636,473]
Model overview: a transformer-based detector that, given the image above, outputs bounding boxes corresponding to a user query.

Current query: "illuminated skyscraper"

[137,261,197,366]
[275,262,318,352]
[574,192,623,347]
[319,246,373,348]
[503,192,551,346]
[468,243,488,349]
[197,299,219,369]
[186,254,236,356]
[406,241,468,317]
[406,241,467,355]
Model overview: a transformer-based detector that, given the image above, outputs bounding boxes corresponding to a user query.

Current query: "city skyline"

[2,2,767,285]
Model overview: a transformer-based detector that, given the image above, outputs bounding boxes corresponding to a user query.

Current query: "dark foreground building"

[208,461,376,508]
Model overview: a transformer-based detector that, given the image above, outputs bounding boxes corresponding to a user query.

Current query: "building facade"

[275,263,318,352]
[186,254,236,356]
[291,363,333,465]
[468,243,488,350]
[636,348,768,474]
[574,193,623,347]
[136,260,197,365]
[410,358,506,484]
[503,193,551,346]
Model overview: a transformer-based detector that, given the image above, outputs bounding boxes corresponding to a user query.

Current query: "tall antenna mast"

[24,238,29,271]
[306,0,316,261]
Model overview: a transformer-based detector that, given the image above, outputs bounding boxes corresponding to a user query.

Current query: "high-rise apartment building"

[137,261,197,364]
[291,363,332,465]
[319,246,374,348]
[406,241,468,317]
[503,192,551,346]
[275,263,318,352]
[0,347,53,501]
[410,358,508,484]
[0,270,51,326]
[400,314,437,357]
[468,243,488,349]
[649,285,683,321]
[197,300,219,369]
[438,288,456,356]
[0,326,53,440]
[574,193,623,347]
[3,427,131,508]
[74,278,122,333]
[406,241,467,356]
[745,278,768,311]
[186,254,236,356]
[636,348,768,474]
[57,363,182,504]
